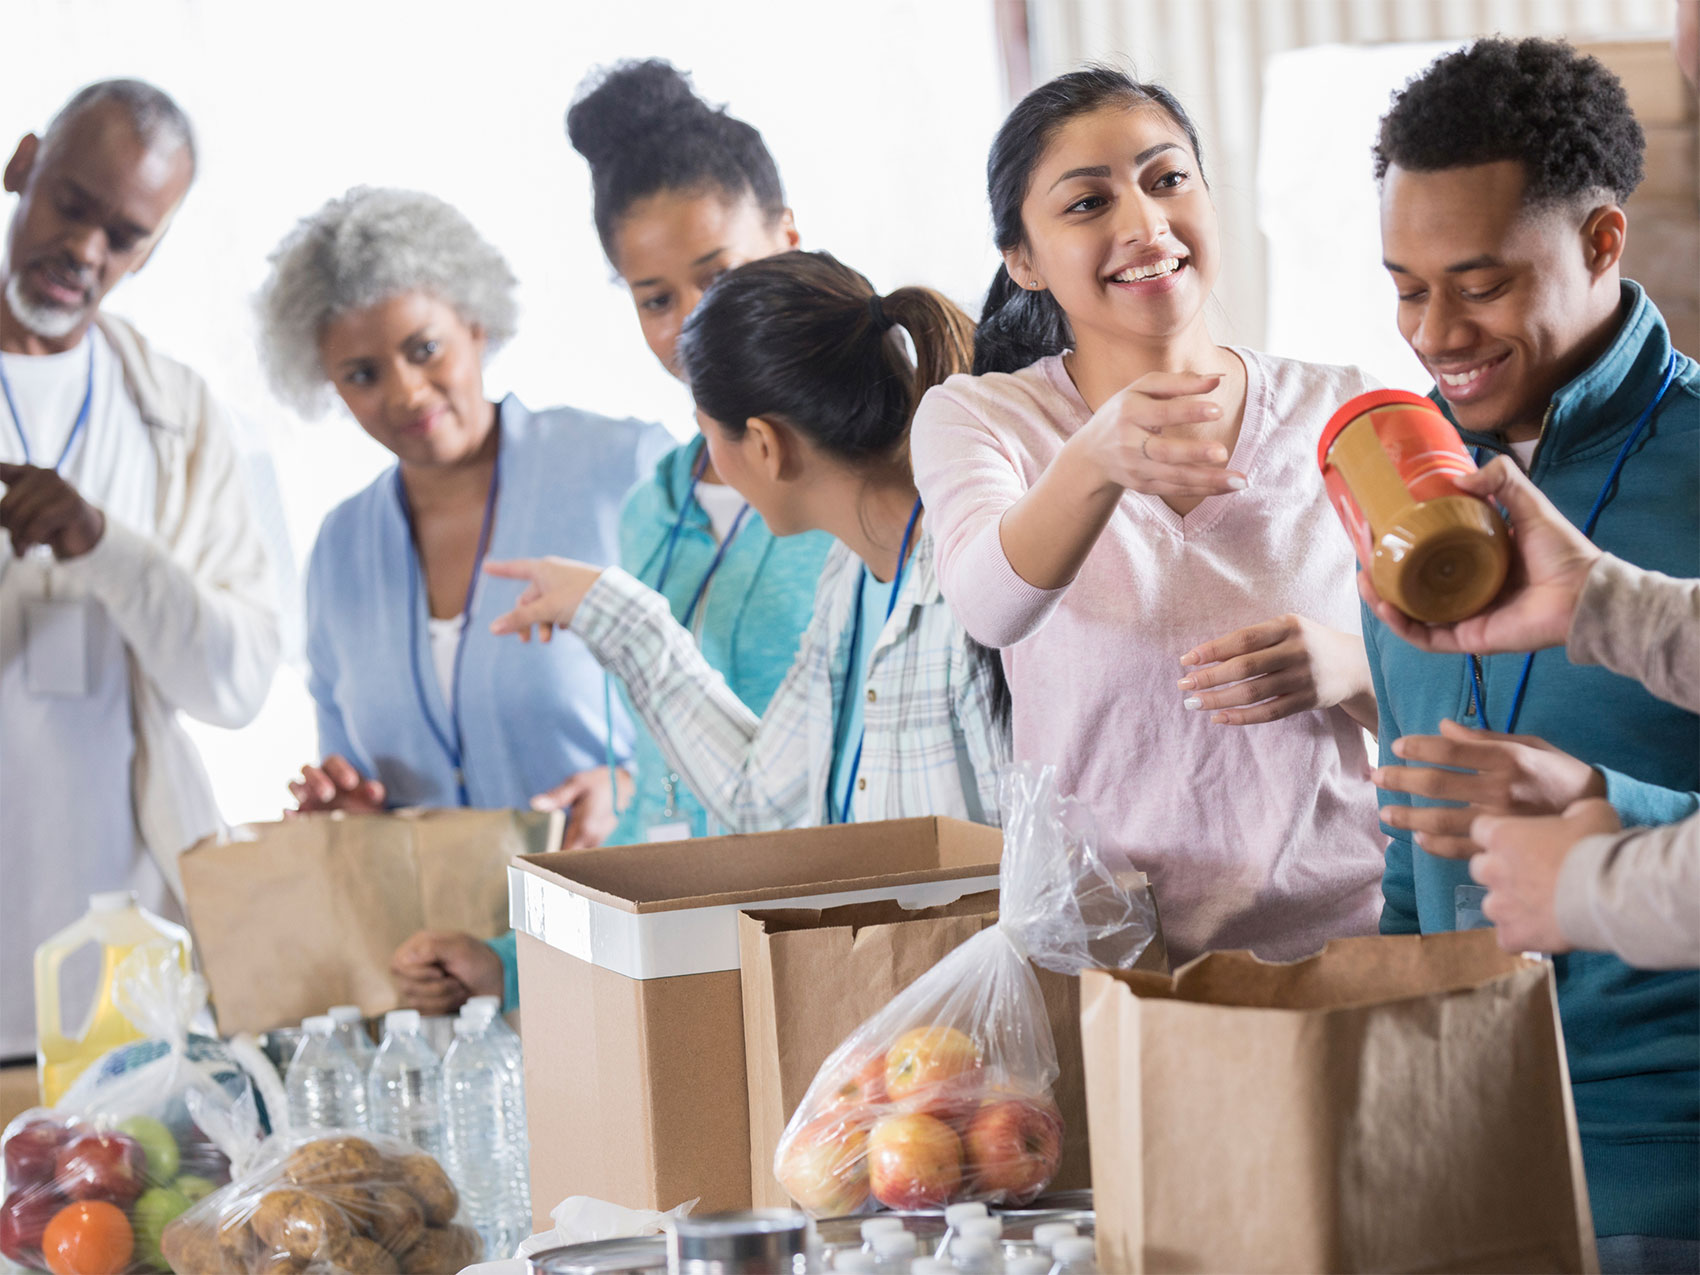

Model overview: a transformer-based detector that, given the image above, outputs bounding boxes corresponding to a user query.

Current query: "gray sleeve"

[1556,820,1700,969]
[1565,554,1700,713]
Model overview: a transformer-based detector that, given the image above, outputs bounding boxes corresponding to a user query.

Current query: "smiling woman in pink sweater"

[912,68,1384,963]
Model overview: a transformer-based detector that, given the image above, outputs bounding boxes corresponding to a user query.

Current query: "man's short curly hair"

[1373,37,1644,208]
[257,187,519,416]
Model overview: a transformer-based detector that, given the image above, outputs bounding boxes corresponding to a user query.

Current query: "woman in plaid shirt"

[486,251,1011,830]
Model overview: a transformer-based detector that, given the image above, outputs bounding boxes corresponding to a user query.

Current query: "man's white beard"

[4,271,86,340]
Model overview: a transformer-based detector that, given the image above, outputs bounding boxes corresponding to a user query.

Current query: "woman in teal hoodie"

[391,64,829,1014]
[565,59,832,845]
[1366,42,1697,1269]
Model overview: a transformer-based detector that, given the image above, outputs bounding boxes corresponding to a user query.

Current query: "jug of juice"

[34,891,192,1105]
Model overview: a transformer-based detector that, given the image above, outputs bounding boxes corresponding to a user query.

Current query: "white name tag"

[644,820,692,843]
[24,597,92,697]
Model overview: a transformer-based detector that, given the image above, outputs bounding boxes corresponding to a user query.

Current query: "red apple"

[885,1026,983,1123]
[821,1053,889,1115]
[51,1133,144,1207]
[867,1112,962,1210]
[961,1096,1063,1204]
[776,1115,870,1216]
[0,1187,65,1265]
[4,1122,72,1191]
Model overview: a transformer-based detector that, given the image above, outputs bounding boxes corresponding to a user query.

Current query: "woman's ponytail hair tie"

[867,292,895,332]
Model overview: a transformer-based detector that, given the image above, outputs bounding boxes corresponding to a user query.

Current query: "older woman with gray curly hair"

[258,187,670,1011]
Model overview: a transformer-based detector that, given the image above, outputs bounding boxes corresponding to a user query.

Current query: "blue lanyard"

[652,440,753,624]
[833,498,923,825]
[1465,350,1678,734]
[396,440,501,807]
[0,341,94,470]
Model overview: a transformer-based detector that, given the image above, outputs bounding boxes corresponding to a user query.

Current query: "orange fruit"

[43,1200,133,1275]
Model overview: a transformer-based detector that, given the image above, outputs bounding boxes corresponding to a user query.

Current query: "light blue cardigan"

[304,394,673,811]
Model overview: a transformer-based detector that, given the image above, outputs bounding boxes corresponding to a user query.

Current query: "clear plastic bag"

[774,764,1157,1215]
[0,949,265,1272]
[159,1131,477,1274]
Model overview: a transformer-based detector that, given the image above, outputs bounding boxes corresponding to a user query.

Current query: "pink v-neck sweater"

[912,350,1384,963]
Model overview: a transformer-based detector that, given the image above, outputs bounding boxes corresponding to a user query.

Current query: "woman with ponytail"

[563,58,833,843]
[911,69,1384,964]
[485,251,1009,829]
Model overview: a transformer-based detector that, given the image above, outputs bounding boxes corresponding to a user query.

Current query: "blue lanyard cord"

[834,498,924,825]
[397,442,502,807]
[1465,350,1678,734]
[681,502,752,630]
[0,340,95,470]
[651,442,712,595]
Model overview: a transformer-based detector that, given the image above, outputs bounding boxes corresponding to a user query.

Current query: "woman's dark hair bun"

[565,58,787,260]
[565,58,712,169]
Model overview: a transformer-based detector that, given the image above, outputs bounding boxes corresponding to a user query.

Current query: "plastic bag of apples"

[0,949,264,1274]
[774,764,1158,1215]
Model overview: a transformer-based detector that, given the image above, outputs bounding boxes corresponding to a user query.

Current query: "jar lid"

[1318,389,1440,471]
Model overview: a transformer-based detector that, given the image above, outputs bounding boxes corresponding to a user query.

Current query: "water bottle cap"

[910,1261,954,1275]
[1053,1237,1096,1262]
[859,1217,904,1240]
[1006,1258,1054,1275]
[464,994,500,1016]
[384,1009,421,1034]
[327,1005,364,1025]
[871,1231,918,1257]
[301,1015,334,1034]
[960,1217,1003,1241]
[1033,1222,1079,1247]
[949,1237,995,1259]
[452,1016,478,1037]
[88,891,135,911]
[832,1252,877,1274]
[944,1201,989,1226]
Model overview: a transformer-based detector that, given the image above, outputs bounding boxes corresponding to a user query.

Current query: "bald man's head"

[2,81,195,351]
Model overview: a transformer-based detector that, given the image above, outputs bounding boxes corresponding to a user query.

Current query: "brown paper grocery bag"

[179,808,561,1034]
[741,874,1168,1208]
[1081,929,1595,1275]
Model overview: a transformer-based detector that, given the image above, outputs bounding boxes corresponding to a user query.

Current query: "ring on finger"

[1140,433,1152,461]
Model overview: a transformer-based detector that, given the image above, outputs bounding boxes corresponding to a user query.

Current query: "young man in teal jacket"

[1366,39,1698,1273]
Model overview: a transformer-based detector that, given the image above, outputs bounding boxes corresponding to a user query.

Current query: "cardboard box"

[181,809,561,1035]
[1081,930,1594,1274]
[511,817,1003,1222]
[738,880,1166,1208]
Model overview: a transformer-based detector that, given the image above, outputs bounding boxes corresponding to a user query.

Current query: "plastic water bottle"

[862,1217,905,1254]
[461,997,530,1226]
[949,1236,998,1274]
[944,1203,989,1230]
[286,1015,366,1132]
[912,1260,955,1275]
[1030,1224,1077,1257]
[834,1252,878,1274]
[442,1015,523,1260]
[328,1004,377,1069]
[1004,1258,1052,1275]
[367,1009,446,1158]
[1048,1238,1097,1275]
[873,1230,918,1274]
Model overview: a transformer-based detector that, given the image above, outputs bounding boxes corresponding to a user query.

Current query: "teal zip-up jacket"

[1363,282,1699,1240]
[607,436,833,844]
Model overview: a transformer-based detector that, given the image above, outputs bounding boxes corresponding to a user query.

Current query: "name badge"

[24,597,92,697]
[644,820,692,844]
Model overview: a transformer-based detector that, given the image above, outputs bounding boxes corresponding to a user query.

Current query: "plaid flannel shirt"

[571,529,1009,832]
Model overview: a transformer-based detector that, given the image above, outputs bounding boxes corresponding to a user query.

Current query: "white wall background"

[2,0,1007,826]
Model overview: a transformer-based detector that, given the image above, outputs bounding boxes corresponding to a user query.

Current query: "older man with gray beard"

[0,79,278,1061]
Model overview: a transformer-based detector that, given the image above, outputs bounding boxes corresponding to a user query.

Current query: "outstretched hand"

[1359,455,1600,655]
[486,557,606,641]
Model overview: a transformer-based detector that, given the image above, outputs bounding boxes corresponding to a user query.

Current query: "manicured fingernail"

[1177,677,1196,690]
[1391,739,1408,757]
[1210,446,1228,461]
[1370,768,1385,784]
[1183,697,1202,710]
[1210,713,1227,725]
[1226,476,1248,490]
[1379,806,1394,820]
[1179,651,1199,666]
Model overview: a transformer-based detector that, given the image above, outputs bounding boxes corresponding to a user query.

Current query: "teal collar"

[1436,280,1676,467]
